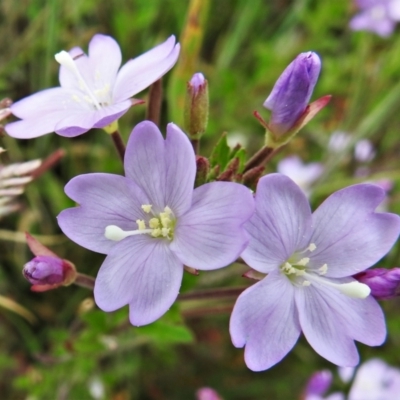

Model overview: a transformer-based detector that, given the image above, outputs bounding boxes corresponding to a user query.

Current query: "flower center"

[104,205,176,242]
[280,243,370,299]
[55,51,111,110]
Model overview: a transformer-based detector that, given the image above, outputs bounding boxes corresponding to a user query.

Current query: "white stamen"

[318,264,328,275]
[308,243,317,252]
[104,225,152,241]
[55,50,102,110]
[297,257,310,266]
[302,280,311,286]
[141,204,152,213]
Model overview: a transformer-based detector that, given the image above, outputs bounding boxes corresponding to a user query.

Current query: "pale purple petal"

[9,87,80,118]
[309,184,400,277]
[57,173,149,254]
[241,174,312,273]
[124,121,195,215]
[171,182,254,270]
[94,236,183,326]
[295,285,360,367]
[5,110,72,138]
[163,123,196,214]
[113,36,180,103]
[55,99,132,137]
[88,34,122,87]
[230,271,301,371]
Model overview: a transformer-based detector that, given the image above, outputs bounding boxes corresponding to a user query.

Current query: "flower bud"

[23,255,77,292]
[305,370,332,397]
[23,256,64,285]
[354,268,400,300]
[184,72,209,139]
[264,52,321,137]
[23,232,77,291]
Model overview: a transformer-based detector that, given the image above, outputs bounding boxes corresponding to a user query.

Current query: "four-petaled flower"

[230,173,400,371]
[5,34,180,139]
[58,121,254,326]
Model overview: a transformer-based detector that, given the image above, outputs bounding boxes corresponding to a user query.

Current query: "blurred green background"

[1,0,400,398]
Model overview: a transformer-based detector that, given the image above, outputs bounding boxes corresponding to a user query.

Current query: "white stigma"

[104,205,175,242]
[337,281,371,299]
[54,50,102,110]
[104,225,152,241]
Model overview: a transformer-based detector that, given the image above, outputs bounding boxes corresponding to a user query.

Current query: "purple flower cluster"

[6,33,400,373]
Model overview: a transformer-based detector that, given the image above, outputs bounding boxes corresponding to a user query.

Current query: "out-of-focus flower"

[328,131,352,153]
[261,52,330,148]
[354,267,400,300]
[277,155,323,196]
[348,359,400,400]
[338,366,355,383]
[6,34,180,139]
[354,139,376,162]
[184,72,209,140]
[196,387,223,400]
[303,370,344,400]
[23,233,77,292]
[58,121,254,326]
[350,0,400,37]
[0,159,41,219]
[230,174,400,371]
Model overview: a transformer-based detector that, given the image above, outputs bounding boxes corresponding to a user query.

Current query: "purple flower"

[348,358,400,400]
[263,52,321,136]
[350,0,400,37]
[5,34,180,139]
[230,174,400,371]
[354,267,400,300]
[58,121,254,326]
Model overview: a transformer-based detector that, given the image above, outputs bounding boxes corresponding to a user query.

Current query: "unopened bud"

[24,232,77,292]
[354,268,400,300]
[264,52,321,136]
[23,256,64,285]
[23,256,76,292]
[304,370,332,397]
[184,73,209,139]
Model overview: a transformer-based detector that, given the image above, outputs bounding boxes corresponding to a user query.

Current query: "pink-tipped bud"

[23,232,77,291]
[184,72,209,139]
[354,268,400,300]
[23,255,76,292]
[23,256,64,285]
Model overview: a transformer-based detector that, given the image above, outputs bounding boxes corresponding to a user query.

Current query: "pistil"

[55,50,102,110]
